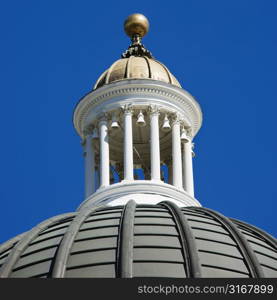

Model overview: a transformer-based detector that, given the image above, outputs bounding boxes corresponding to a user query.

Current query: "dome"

[93,56,181,90]
[0,201,276,278]
[93,13,181,90]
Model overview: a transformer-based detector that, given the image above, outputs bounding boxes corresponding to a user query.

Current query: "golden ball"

[124,13,149,38]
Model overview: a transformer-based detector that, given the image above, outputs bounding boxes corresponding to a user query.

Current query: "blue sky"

[0,0,276,243]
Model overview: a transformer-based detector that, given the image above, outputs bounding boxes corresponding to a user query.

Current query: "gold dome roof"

[93,14,181,90]
[94,56,181,89]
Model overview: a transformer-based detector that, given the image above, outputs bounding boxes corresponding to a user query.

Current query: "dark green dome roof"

[0,201,276,278]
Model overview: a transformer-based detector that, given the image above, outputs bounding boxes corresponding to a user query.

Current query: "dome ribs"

[0,232,26,267]
[143,56,152,79]
[64,206,122,277]
[160,201,202,278]
[125,55,132,79]
[116,200,136,278]
[93,57,181,89]
[51,207,101,278]
[155,60,174,85]
[0,204,276,278]
[105,60,120,85]
[193,207,265,278]
[229,218,277,278]
[230,218,277,250]
[0,213,74,278]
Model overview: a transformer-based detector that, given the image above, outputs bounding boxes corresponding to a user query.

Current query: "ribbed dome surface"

[0,201,276,278]
[94,57,181,90]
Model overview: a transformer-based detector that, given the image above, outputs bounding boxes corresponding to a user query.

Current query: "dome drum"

[83,106,190,162]
[75,79,201,198]
[79,102,197,197]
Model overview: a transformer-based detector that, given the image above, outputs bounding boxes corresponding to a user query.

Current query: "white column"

[99,117,110,187]
[172,114,183,188]
[123,105,134,181]
[84,134,95,198]
[150,106,161,180]
[183,139,194,197]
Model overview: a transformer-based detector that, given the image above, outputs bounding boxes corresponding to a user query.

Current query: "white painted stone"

[84,134,95,198]
[123,106,134,181]
[74,80,202,140]
[150,107,161,181]
[74,79,203,208]
[78,180,201,210]
[99,119,109,187]
[172,116,183,189]
[183,140,194,197]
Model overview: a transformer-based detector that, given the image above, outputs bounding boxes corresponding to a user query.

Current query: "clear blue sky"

[0,0,276,243]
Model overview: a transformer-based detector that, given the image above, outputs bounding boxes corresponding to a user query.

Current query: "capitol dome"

[0,201,276,278]
[94,57,181,90]
[93,13,180,90]
[1,14,277,279]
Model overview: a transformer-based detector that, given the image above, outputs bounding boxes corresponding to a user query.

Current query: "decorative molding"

[121,35,153,59]
[186,127,193,138]
[78,180,201,211]
[74,80,202,139]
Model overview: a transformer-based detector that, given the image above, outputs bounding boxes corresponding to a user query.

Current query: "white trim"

[73,79,202,139]
[99,119,110,187]
[78,180,201,210]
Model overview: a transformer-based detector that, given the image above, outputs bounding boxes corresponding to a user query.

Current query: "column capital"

[148,104,160,115]
[172,113,182,125]
[83,124,94,137]
[98,112,109,124]
[184,126,193,138]
[121,103,133,115]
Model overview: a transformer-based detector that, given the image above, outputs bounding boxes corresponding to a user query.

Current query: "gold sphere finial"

[124,13,149,38]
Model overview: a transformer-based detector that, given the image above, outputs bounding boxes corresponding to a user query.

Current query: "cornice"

[73,79,202,139]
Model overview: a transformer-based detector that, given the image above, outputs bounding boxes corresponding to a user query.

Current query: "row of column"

[83,108,194,198]
[172,115,194,197]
